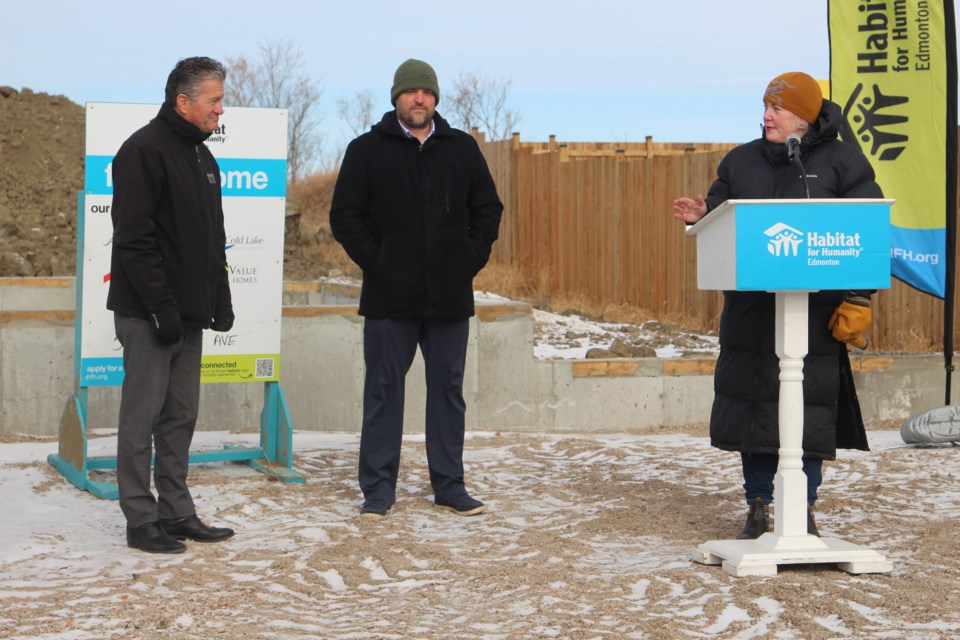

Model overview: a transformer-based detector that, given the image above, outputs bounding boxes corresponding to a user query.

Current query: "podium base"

[691,533,894,577]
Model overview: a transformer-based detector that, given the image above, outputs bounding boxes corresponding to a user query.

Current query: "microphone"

[786,133,802,163]
[785,132,810,197]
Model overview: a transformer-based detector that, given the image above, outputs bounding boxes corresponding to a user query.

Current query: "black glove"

[211,302,234,332]
[151,304,184,345]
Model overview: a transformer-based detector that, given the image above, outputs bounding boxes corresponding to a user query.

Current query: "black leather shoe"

[127,521,187,554]
[360,499,390,519]
[160,514,234,543]
[736,497,769,539]
[434,493,487,516]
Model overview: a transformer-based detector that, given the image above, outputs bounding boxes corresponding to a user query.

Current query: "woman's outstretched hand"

[672,195,707,223]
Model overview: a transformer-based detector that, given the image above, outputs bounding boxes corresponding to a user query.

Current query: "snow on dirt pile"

[531,307,719,360]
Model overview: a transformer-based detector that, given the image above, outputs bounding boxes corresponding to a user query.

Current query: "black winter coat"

[106,103,232,328]
[703,100,881,459]
[329,111,503,318]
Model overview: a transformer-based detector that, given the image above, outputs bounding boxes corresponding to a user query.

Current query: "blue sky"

[3,0,956,156]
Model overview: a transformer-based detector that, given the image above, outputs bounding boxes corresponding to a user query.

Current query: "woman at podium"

[672,71,881,540]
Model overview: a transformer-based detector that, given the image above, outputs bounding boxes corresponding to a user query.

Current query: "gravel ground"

[1,429,958,639]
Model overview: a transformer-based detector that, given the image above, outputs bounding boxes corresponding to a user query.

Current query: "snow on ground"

[1,290,956,638]
[1,430,959,639]
[474,291,720,360]
[529,307,719,360]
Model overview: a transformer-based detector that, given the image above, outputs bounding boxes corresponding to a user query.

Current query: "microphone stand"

[789,145,811,199]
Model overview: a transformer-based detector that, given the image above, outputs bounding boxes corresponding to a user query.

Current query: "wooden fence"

[476,131,959,353]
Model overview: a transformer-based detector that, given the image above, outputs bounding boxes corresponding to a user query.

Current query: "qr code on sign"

[255,358,275,379]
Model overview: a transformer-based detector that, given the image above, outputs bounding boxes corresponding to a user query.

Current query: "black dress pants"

[114,313,202,527]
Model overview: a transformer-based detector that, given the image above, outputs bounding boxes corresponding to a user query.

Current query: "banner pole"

[943,0,957,405]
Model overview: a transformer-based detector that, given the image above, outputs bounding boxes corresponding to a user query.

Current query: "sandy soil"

[1,430,958,639]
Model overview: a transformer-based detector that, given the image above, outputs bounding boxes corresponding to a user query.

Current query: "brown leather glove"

[828,294,871,350]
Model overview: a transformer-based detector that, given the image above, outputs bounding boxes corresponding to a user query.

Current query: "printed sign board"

[687,199,893,291]
[81,103,288,386]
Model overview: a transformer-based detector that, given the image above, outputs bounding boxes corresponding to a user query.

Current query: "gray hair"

[164,56,226,106]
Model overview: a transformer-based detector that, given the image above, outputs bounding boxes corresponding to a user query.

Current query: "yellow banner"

[829,0,954,296]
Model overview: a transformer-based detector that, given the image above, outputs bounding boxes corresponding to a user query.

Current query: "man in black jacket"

[108,57,235,553]
[330,59,503,519]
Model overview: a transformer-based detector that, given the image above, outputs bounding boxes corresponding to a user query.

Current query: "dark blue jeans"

[358,317,470,505]
[741,452,823,506]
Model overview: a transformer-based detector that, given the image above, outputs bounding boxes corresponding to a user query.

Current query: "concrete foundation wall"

[1,278,956,437]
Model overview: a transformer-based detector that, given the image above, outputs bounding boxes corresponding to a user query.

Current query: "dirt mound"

[0,87,84,276]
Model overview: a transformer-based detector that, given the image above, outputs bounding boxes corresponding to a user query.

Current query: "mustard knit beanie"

[764,71,823,124]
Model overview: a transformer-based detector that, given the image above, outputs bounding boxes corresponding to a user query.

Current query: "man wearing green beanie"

[330,58,503,520]
[390,58,441,106]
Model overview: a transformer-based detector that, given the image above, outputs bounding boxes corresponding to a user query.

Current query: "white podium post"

[685,199,895,577]
[774,290,811,540]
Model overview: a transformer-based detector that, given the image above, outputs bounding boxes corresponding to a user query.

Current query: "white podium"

[686,199,895,577]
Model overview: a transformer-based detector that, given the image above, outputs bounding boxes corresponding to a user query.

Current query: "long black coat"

[703,100,881,459]
[329,111,503,319]
[107,103,231,328]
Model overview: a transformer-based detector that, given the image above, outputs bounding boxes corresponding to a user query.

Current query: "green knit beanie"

[390,59,440,105]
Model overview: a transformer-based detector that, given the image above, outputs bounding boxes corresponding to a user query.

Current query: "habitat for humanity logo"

[205,123,228,144]
[764,222,865,263]
[839,83,908,161]
[764,222,804,257]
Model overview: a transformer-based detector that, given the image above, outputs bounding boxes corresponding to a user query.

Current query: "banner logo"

[764,222,804,257]
[839,83,910,161]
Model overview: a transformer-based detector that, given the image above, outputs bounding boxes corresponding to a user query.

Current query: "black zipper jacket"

[704,100,881,459]
[106,102,231,328]
[330,110,503,318]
